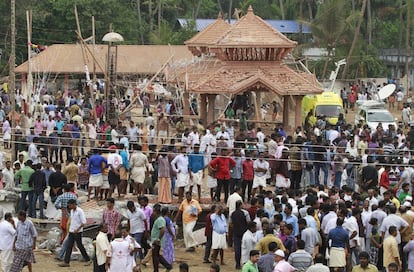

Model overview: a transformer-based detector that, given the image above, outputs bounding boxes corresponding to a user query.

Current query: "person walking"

[241,221,257,265]
[157,148,172,204]
[327,218,349,272]
[232,200,250,269]
[29,163,47,219]
[383,226,401,271]
[174,191,202,252]
[204,205,216,263]
[15,160,35,217]
[58,199,91,267]
[0,212,16,272]
[94,224,110,272]
[242,250,260,272]
[151,204,173,272]
[102,198,122,241]
[9,211,37,272]
[126,200,147,262]
[211,205,228,266]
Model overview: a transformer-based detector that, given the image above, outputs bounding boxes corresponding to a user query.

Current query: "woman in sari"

[162,207,175,266]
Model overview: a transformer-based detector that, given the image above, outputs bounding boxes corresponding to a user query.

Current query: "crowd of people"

[1,85,414,272]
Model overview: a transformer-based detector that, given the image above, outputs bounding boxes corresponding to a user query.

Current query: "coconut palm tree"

[341,0,367,79]
[309,0,348,79]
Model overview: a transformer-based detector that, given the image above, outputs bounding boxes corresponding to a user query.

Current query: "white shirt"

[69,207,87,233]
[343,216,359,247]
[28,143,39,164]
[171,154,189,175]
[227,192,243,217]
[254,159,269,177]
[189,131,200,146]
[96,231,110,266]
[0,220,16,250]
[127,126,138,142]
[241,230,257,264]
[256,131,265,145]
[108,153,122,169]
[111,129,119,144]
[2,167,14,188]
[379,213,409,244]
[88,124,97,139]
[321,211,337,235]
[127,208,146,234]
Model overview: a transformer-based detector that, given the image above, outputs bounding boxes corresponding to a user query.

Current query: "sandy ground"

[18,247,237,272]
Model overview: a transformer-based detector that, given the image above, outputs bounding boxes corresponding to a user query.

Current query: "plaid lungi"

[10,248,35,272]
[369,246,379,265]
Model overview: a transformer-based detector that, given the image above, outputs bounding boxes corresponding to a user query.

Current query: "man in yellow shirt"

[255,228,286,255]
[174,191,202,252]
[351,251,378,272]
[383,226,401,270]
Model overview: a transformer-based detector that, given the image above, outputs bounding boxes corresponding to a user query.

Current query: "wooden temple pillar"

[183,91,191,126]
[200,94,207,125]
[207,94,216,125]
[283,96,289,129]
[64,74,69,98]
[294,95,303,128]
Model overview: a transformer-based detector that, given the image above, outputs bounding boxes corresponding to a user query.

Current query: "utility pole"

[10,0,16,161]
[27,10,33,105]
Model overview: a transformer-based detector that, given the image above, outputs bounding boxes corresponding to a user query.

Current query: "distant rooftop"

[177,18,311,34]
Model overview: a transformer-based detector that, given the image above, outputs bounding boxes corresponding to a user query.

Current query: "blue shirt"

[211,213,227,234]
[120,150,129,170]
[88,154,107,175]
[284,214,299,237]
[72,125,81,138]
[188,151,205,173]
[56,120,65,134]
[328,226,349,248]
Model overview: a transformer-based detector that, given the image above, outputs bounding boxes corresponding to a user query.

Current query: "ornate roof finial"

[217,11,223,19]
[247,5,254,14]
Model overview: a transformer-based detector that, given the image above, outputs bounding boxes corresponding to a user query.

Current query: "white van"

[354,101,397,130]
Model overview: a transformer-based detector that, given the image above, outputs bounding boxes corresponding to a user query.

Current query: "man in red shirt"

[242,152,254,202]
[209,149,236,203]
[203,205,216,263]
[380,165,391,196]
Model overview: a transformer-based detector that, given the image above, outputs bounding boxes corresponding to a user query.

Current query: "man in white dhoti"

[174,192,202,252]
[0,212,16,272]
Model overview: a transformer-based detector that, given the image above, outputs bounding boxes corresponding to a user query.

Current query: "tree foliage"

[0,0,412,79]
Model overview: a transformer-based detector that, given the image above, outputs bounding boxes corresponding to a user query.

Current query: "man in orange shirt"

[174,191,202,252]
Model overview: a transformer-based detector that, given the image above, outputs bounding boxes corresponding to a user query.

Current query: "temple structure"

[170,6,323,128]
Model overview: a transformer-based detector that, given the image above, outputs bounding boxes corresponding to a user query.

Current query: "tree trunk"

[322,47,332,80]
[149,0,154,32]
[405,0,411,95]
[158,0,162,38]
[367,0,372,45]
[279,0,285,20]
[299,0,303,43]
[136,0,144,44]
[341,0,367,79]
[307,0,313,21]
[397,0,403,75]
[217,0,223,16]
[193,0,202,21]
[228,0,233,22]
